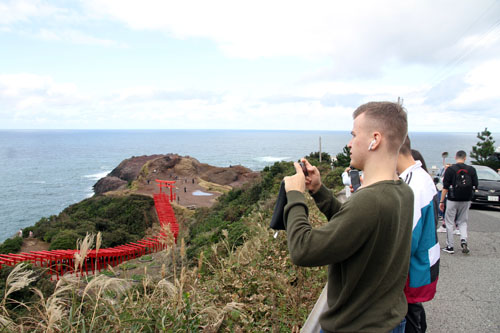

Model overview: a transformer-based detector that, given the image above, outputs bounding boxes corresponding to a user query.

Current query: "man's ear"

[369,132,381,150]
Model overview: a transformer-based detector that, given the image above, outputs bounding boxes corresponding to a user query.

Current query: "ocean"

[0,129,490,242]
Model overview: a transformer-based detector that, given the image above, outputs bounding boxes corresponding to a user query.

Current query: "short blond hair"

[353,101,408,153]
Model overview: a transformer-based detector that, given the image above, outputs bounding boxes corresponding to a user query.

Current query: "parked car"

[472,165,500,206]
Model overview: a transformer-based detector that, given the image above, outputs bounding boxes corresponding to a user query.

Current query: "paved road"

[425,204,500,332]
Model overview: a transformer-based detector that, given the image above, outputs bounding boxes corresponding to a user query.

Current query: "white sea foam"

[85,187,94,198]
[32,181,46,184]
[83,171,110,181]
[254,156,290,163]
[192,190,213,196]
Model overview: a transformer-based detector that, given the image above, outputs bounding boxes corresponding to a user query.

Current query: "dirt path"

[135,176,223,208]
[20,237,50,253]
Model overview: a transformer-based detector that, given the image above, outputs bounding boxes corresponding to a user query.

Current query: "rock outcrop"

[93,155,163,195]
[93,154,259,202]
[93,176,128,194]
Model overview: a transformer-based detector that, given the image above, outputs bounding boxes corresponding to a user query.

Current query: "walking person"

[398,139,440,333]
[283,101,413,332]
[439,151,478,254]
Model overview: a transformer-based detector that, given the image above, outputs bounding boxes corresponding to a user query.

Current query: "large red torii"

[155,179,176,202]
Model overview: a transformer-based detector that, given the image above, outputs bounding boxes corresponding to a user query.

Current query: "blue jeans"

[390,318,406,333]
[319,319,406,333]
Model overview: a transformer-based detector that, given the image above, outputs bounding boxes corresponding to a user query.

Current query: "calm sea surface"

[0,129,492,242]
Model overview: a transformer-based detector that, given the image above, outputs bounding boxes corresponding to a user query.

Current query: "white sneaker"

[453,229,461,235]
[437,226,446,233]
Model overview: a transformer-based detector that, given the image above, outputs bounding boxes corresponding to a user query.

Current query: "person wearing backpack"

[439,150,478,254]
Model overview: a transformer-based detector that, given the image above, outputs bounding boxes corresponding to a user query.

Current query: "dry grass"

[197,179,232,194]
[0,195,327,332]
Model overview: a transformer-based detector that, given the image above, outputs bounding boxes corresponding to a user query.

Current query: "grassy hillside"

[0,160,344,331]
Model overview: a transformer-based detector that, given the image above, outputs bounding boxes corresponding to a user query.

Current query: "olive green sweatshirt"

[284,180,413,332]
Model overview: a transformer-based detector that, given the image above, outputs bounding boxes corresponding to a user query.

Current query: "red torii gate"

[0,190,179,280]
[156,179,176,202]
[0,179,180,278]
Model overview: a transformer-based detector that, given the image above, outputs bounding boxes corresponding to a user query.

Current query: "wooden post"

[319,136,322,163]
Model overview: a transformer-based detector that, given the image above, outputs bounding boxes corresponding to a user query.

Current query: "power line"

[429,18,500,87]
[426,0,500,87]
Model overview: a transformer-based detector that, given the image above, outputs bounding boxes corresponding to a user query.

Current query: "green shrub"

[120,263,137,270]
[43,229,59,243]
[0,236,23,254]
[322,166,345,192]
[31,194,155,249]
[49,230,80,250]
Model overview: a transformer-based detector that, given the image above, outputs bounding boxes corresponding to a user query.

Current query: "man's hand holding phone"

[301,158,321,194]
[284,158,321,194]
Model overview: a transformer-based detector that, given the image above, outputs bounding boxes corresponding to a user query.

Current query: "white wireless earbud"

[368,139,376,151]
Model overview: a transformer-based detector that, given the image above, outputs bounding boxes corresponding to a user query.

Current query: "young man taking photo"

[283,101,413,332]
[397,138,440,333]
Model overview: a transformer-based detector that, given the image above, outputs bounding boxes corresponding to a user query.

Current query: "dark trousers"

[405,302,427,333]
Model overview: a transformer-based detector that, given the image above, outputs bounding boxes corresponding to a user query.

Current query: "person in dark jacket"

[439,150,478,254]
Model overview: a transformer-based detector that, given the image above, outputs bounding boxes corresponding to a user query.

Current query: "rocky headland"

[93,154,259,208]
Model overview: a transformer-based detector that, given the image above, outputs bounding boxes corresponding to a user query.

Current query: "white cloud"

[0,0,124,47]
[447,60,500,109]
[35,28,125,47]
[0,68,498,131]
[83,0,500,76]
[0,0,58,25]
[0,73,83,115]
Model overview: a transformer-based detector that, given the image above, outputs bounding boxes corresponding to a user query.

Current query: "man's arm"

[439,189,448,212]
[440,166,453,212]
[311,184,342,220]
[284,189,375,267]
[471,167,479,189]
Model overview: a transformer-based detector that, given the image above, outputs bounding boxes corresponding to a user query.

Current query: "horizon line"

[0,128,495,134]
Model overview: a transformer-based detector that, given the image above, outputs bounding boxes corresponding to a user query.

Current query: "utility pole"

[319,136,322,163]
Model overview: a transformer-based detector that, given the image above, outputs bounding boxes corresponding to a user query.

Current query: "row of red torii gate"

[0,180,179,280]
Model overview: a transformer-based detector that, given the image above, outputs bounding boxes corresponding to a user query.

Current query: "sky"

[1,0,500,132]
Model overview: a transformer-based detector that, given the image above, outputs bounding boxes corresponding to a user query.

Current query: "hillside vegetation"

[0,157,344,331]
[25,194,157,251]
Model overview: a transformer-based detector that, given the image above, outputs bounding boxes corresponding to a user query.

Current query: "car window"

[474,167,500,181]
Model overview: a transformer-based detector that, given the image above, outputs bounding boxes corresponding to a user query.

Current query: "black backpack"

[449,165,474,201]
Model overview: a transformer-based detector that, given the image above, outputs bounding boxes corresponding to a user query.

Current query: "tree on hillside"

[470,128,499,169]
[306,151,332,166]
[333,145,351,168]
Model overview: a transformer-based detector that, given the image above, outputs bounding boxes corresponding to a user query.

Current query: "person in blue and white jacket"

[397,136,440,333]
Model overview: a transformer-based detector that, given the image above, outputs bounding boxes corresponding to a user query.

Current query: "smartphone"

[350,170,361,191]
[299,161,309,176]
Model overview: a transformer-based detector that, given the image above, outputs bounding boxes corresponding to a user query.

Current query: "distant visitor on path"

[18,229,22,237]
[440,150,478,254]
[282,101,413,332]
